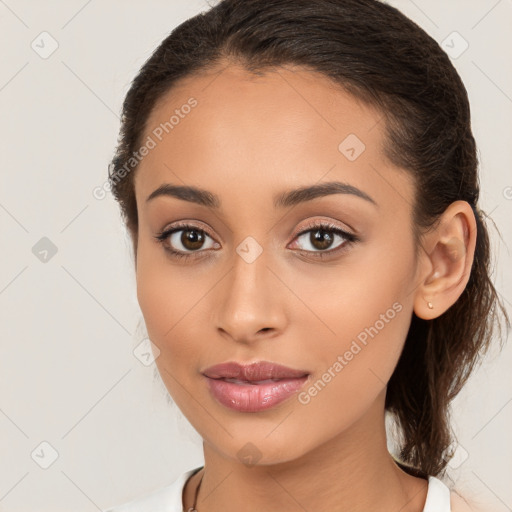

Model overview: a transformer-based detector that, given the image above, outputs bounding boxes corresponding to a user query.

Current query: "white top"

[103,466,452,512]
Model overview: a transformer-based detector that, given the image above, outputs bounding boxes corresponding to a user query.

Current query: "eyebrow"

[145,181,377,209]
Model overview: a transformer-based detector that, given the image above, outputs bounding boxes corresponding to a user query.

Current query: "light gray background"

[0,1,510,511]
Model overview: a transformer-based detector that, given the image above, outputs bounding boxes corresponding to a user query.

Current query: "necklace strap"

[184,467,204,512]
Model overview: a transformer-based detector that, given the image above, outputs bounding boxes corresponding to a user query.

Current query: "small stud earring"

[427,301,433,309]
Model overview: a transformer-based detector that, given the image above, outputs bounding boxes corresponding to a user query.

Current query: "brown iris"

[181,228,206,251]
[310,228,334,251]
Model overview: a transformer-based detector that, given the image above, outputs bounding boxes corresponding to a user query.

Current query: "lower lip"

[205,376,309,412]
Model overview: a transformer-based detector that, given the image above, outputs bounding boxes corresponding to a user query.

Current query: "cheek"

[298,251,414,385]
[136,259,168,340]
[135,245,210,373]
[291,287,411,446]
[135,242,186,355]
[309,298,409,398]
[135,259,198,411]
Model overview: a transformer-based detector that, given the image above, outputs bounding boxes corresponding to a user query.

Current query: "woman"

[104,0,509,510]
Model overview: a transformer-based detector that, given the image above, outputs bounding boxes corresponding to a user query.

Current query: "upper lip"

[202,361,310,381]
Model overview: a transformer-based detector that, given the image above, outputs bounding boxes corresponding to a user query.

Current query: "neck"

[187,393,428,512]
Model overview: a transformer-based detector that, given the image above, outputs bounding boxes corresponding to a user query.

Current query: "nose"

[213,248,287,345]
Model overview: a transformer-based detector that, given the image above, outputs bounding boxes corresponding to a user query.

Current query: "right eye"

[154,223,220,260]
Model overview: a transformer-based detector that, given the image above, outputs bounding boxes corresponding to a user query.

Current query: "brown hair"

[108,0,509,478]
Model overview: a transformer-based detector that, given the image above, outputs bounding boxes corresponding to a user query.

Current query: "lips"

[202,361,310,412]
[202,361,309,382]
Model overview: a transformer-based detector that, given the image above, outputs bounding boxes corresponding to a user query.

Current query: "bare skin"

[133,62,476,512]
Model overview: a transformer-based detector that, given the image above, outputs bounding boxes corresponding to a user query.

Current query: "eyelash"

[154,221,359,262]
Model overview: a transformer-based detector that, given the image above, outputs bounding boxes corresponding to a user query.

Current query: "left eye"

[291,223,357,254]
[155,225,218,255]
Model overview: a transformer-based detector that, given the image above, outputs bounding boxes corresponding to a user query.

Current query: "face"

[133,63,421,464]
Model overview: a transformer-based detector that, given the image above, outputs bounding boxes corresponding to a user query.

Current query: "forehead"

[134,64,413,216]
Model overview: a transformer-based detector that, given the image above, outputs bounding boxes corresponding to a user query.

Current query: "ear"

[413,200,477,320]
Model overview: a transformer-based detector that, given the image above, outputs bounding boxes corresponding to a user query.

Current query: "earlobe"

[413,201,477,320]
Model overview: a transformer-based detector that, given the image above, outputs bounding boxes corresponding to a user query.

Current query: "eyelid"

[292,217,355,239]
